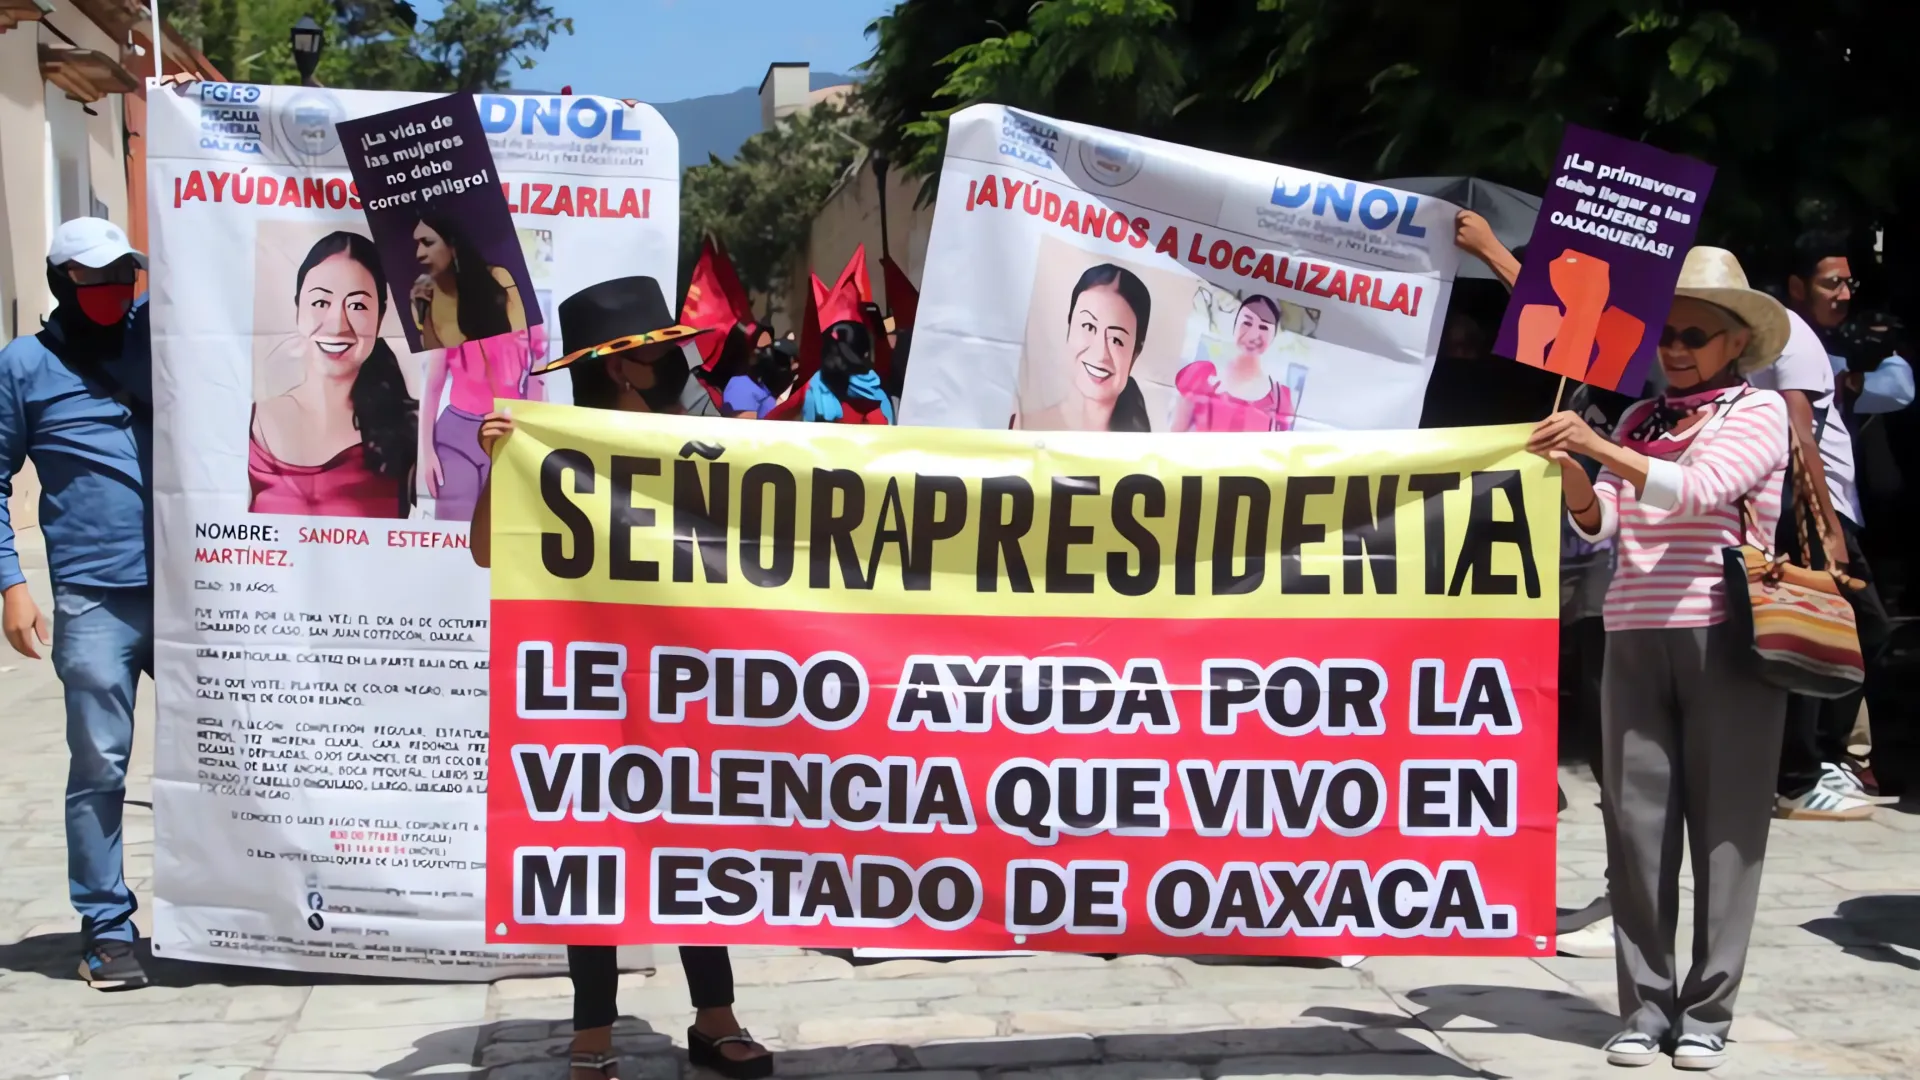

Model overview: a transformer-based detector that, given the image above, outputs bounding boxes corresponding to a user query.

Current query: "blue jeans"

[52,584,153,944]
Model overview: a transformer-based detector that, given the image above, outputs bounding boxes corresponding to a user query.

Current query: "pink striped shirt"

[1575,388,1789,631]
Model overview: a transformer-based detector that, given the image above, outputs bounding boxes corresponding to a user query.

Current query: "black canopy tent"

[1379,176,1564,426]
[1384,175,1542,280]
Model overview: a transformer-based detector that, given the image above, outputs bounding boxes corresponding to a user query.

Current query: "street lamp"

[291,15,324,87]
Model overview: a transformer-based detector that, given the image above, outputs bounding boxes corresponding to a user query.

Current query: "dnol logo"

[478,96,644,141]
[1271,177,1428,238]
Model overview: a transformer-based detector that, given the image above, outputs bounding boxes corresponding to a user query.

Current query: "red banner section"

[487,602,1557,956]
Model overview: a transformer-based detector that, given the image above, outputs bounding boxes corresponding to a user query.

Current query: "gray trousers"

[1600,623,1787,1039]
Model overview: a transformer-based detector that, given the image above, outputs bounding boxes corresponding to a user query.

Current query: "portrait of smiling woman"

[249,230,419,518]
[1013,261,1159,432]
[1172,293,1296,432]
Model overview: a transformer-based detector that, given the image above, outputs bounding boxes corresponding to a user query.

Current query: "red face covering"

[76,283,136,326]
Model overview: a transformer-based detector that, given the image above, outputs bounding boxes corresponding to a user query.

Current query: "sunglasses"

[1659,325,1728,350]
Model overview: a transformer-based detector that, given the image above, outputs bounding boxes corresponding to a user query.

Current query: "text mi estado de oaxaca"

[505,636,1530,939]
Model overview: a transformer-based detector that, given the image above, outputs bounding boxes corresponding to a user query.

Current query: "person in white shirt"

[1748,243,1894,819]
[1788,231,1914,420]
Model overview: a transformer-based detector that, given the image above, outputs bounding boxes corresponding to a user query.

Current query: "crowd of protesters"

[1,199,1911,1076]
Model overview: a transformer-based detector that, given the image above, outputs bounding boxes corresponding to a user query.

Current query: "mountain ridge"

[655,71,858,170]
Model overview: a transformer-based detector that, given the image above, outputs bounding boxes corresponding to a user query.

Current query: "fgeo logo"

[1078,137,1143,187]
[478,96,645,141]
[1271,178,1428,237]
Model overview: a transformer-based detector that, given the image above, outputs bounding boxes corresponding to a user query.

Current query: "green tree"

[680,102,864,321]
[859,0,1916,269]
[170,0,570,92]
[412,0,573,91]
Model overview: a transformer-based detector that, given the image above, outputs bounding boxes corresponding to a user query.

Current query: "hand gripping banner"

[486,406,1560,956]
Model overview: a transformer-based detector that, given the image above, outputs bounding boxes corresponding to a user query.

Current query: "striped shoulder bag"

[1719,417,1865,698]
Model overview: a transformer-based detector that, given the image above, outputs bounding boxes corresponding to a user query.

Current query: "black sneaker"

[79,940,149,990]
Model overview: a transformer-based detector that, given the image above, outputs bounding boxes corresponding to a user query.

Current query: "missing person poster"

[145,81,677,977]
[485,406,1560,956]
[1493,124,1715,395]
[338,94,542,354]
[899,105,1462,434]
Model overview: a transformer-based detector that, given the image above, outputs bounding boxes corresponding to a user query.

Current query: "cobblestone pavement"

[4,560,1920,1079]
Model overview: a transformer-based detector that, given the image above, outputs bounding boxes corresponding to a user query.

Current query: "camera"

[1830,310,1907,371]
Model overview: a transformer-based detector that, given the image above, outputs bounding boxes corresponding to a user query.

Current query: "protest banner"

[145,82,677,977]
[338,94,542,354]
[1494,125,1716,396]
[899,105,1462,435]
[486,406,1560,956]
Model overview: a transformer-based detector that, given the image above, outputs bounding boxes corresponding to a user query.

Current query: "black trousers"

[568,945,734,1031]
[1561,615,1607,784]
[1777,518,1893,798]
[1557,614,1612,934]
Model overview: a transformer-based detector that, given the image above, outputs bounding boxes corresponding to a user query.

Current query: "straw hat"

[1673,246,1790,374]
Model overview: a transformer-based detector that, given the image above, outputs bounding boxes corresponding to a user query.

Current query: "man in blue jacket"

[1,218,154,989]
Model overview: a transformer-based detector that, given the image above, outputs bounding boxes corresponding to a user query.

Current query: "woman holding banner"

[1528,247,1793,1072]
[469,276,771,1080]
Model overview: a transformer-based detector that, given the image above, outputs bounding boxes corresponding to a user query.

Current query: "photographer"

[1789,232,1913,421]
[1764,231,1907,810]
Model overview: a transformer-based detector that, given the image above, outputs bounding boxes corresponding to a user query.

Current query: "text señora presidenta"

[490,420,1556,952]
[521,446,1543,605]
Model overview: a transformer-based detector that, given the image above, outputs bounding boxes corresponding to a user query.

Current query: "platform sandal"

[686,1026,773,1079]
[568,1050,618,1079]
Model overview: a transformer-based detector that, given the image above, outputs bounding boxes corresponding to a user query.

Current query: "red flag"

[681,238,752,368]
[712,237,752,316]
[817,270,864,330]
[810,272,830,317]
[766,286,824,421]
[840,243,873,306]
[881,254,919,332]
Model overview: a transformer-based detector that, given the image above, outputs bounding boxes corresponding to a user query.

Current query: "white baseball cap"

[48,217,148,270]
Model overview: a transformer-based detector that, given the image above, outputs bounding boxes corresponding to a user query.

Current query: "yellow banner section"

[489,401,1560,620]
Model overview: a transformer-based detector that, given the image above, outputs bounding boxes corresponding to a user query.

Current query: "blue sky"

[414,0,895,101]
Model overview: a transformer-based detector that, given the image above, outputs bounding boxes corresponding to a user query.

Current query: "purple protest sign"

[1493,124,1714,396]
[337,95,540,354]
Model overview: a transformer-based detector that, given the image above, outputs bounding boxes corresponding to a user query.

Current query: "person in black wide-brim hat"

[530,275,715,411]
[468,276,771,1080]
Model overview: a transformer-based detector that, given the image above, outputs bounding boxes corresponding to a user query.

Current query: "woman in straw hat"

[1528,247,1794,1072]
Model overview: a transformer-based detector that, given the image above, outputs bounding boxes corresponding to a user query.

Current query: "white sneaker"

[1819,761,1900,805]
[1672,1032,1727,1070]
[1603,1030,1660,1067]
[1557,916,1615,958]
[1776,785,1875,820]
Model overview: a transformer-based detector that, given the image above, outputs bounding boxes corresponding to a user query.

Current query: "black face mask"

[46,262,128,353]
[617,349,691,412]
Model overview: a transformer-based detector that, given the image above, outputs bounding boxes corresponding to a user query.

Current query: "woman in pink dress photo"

[1171,293,1295,433]
[249,232,417,518]
[418,324,545,523]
